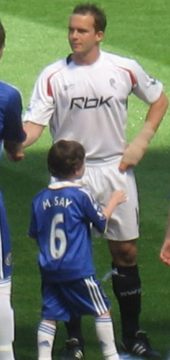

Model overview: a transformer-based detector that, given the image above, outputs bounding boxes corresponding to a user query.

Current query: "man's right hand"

[4,140,25,162]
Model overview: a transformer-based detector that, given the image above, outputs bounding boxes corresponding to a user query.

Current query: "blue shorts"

[0,189,12,279]
[41,275,110,321]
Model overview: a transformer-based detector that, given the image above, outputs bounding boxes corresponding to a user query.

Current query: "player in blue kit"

[0,21,26,360]
[28,139,127,360]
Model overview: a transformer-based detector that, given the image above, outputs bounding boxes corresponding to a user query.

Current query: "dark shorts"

[41,275,110,321]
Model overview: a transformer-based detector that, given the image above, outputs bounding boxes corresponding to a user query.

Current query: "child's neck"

[59,175,75,183]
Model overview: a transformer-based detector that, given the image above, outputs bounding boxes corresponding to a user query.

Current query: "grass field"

[0,0,170,359]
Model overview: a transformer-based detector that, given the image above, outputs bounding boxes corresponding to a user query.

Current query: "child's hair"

[47,139,85,179]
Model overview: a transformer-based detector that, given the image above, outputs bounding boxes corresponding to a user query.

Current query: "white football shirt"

[24,50,163,161]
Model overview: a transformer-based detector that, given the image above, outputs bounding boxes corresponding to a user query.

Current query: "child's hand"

[111,190,127,205]
[103,190,127,219]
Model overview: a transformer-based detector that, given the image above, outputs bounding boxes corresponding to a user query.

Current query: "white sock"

[95,317,120,360]
[37,321,56,360]
[0,295,15,360]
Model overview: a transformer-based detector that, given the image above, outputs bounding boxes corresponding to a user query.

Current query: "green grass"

[0,0,170,359]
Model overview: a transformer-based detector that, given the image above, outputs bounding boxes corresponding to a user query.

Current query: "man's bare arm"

[23,122,45,148]
[119,91,169,171]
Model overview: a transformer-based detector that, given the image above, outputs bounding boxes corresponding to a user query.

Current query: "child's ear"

[75,169,79,176]
[74,166,82,178]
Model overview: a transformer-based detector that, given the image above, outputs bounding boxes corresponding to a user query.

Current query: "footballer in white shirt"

[23,2,169,360]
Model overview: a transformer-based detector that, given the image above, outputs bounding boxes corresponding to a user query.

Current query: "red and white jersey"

[24,50,163,161]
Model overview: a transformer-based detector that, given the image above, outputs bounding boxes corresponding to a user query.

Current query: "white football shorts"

[77,157,139,241]
[0,277,11,295]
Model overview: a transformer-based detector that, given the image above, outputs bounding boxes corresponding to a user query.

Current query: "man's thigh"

[78,161,139,241]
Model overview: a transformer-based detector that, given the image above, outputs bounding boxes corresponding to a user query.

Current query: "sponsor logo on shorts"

[40,341,50,347]
[5,253,12,266]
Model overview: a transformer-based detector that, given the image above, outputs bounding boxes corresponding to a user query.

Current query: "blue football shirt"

[29,181,107,282]
[0,81,26,278]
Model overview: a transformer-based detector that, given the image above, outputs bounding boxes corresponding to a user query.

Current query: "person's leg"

[0,194,15,360]
[64,317,84,346]
[108,240,141,338]
[0,279,15,360]
[108,239,161,358]
[63,276,119,360]
[40,282,83,360]
[95,311,120,360]
[62,318,84,360]
[37,320,57,360]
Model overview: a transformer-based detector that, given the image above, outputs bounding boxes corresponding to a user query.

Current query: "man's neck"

[72,48,101,66]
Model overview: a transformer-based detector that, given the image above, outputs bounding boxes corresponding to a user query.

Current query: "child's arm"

[103,190,127,220]
[82,189,127,234]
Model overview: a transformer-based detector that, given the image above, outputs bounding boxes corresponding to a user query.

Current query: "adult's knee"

[107,239,137,266]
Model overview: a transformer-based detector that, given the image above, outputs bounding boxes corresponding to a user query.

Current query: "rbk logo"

[70,96,113,109]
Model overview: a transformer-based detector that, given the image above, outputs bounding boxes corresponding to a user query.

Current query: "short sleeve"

[23,68,55,126]
[130,59,163,104]
[2,88,26,142]
[80,188,107,233]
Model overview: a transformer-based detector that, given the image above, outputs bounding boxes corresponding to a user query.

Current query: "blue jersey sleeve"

[80,188,107,233]
[2,87,26,142]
